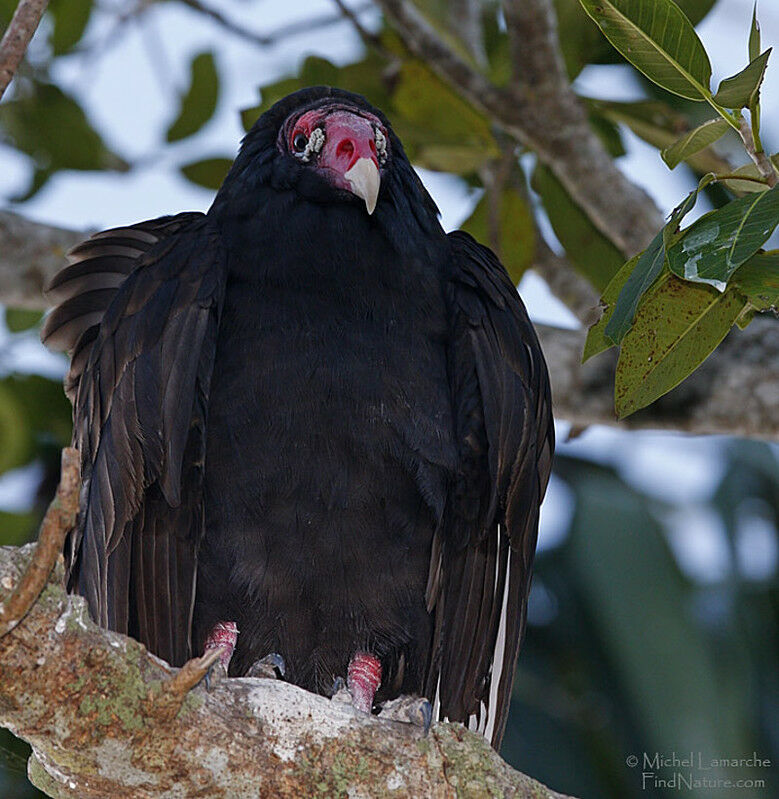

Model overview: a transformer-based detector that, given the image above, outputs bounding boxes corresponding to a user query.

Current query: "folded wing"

[42,213,226,665]
[427,230,554,748]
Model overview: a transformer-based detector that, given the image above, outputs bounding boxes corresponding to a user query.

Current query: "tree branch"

[531,240,600,327]
[374,0,663,258]
[0,540,574,798]
[0,210,83,309]
[0,0,49,100]
[736,117,778,187]
[177,0,375,49]
[537,319,779,440]
[1,211,776,440]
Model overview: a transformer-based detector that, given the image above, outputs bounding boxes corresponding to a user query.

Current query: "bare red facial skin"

[286,106,387,194]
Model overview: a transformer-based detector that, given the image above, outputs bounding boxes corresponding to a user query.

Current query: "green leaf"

[48,0,92,55]
[0,511,38,546]
[614,277,746,417]
[662,171,718,250]
[556,0,716,77]
[578,0,712,100]
[0,383,30,474]
[461,189,535,285]
[391,61,499,173]
[661,118,729,168]
[0,82,128,198]
[582,254,641,361]
[730,250,779,310]
[589,98,730,174]
[711,48,771,109]
[558,456,752,772]
[167,52,219,142]
[243,53,391,131]
[749,3,761,63]
[180,157,232,190]
[719,157,779,194]
[5,308,42,333]
[667,184,779,290]
[532,166,623,290]
[588,109,626,157]
[606,231,666,345]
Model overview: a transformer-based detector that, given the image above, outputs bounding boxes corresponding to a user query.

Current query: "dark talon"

[245,652,286,679]
[331,676,346,695]
[378,695,433,734]
[203,661,227,692]
[418,699,433,734]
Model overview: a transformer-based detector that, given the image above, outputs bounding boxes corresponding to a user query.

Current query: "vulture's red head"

[213,87,439,229]
[280,104,388,214]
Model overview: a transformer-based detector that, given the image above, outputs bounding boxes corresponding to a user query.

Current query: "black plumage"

[42,87,553,748]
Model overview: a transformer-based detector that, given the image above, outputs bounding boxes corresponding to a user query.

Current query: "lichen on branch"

[0,507,572,797]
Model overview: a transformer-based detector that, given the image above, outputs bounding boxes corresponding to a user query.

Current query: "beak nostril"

[336,140,355,159]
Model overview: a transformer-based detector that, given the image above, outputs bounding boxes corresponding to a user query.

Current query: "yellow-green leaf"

[661,118,729,168]
[578,0,712,100]
[730,250,779,310]
[615,278,746,417]
[391,61,498,171]
[719,158,778,194]
[5,308,42,333]
[461,189,535,285]
[48,0,92,55]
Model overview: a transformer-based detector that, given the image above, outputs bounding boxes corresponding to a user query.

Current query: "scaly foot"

[202,620,239,690]
[331,652,382,714]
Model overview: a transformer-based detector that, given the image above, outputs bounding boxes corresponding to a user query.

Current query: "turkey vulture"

[42,87,553,748]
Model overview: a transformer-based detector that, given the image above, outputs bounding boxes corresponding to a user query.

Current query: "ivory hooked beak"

[344,157,380,215]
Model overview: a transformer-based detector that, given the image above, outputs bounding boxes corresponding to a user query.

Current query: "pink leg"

[347,652,382,713]
[204,621,239,671]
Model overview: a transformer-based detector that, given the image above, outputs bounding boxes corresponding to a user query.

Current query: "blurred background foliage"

[0,0,777,796]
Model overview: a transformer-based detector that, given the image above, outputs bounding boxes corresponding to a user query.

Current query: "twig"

[0,447,79,636]
[0,0,50,100]
[332,0,389,57]
[737,117,778,187]
[165,647,223,697]
[179,0,374,49]
[149,646,225,721]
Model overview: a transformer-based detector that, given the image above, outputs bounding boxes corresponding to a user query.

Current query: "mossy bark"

[0,544,573,798]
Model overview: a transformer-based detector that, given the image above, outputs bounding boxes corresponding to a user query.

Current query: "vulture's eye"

[292,132,308,153]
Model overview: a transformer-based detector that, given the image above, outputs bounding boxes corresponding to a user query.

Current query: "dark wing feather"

[427,230,554,748]
[42,213,225,666]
